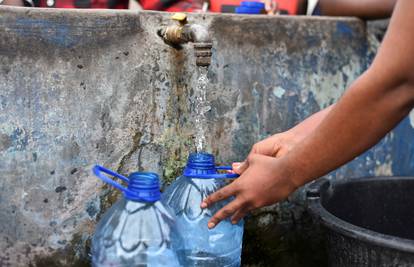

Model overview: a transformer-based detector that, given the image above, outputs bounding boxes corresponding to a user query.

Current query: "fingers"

[264,0,277,15]
[231,207,250,224]
[232,161,248,175]
[201,183,237,209]
[275,146,288,158]
[271,144,282,158]
[207,199,243,229]
[232,139,280,175]
[232,162,242,169]
[232,142,265,175]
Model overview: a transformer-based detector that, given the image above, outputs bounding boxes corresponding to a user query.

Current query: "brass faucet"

[157,13,213,67]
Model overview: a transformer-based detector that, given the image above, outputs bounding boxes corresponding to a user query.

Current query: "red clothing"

[34,0,195,11]
[140,0,194,12]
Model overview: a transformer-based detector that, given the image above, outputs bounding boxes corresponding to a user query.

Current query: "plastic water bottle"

[92,165,182,267]
[162,152,244,267]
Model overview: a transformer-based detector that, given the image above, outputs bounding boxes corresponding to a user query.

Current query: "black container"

[307,177,414,267]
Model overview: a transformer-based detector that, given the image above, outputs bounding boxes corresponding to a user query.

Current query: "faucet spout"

[157,13,213,67]
[184,24,210,43]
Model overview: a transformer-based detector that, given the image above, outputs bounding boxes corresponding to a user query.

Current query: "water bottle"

[162,152,244,267]
[92,165,182,267]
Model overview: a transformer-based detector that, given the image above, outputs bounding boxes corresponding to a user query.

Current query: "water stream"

[193,67,211,152]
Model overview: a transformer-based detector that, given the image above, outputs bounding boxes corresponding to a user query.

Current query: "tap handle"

[172,13,188,25]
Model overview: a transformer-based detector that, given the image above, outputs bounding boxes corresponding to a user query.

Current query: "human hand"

[201,154,299,229]
[232,128,306,174]
[264,0,278,15]
[263,0,308,15]
[203,107,332,228]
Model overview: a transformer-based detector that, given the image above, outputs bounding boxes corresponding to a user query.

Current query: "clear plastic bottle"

[92,165,182,267]
[162,153,244,267]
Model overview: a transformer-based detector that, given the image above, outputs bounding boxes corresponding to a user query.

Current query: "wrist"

[287,124,309,141]
[280,153,309,189]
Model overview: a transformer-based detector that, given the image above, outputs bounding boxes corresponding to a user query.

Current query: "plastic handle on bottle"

[93,165,129,193]
[183,165,240,179]
[215,166,239,178]
[215,166,233,171]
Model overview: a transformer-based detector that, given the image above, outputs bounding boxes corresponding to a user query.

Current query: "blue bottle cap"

[240,1,265,9]
[235,6,263,14]
[93,165,161,202]
[183,152,239,179]
[127,172,161,202]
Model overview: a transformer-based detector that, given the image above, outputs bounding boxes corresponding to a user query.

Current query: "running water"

[193,67,211,152]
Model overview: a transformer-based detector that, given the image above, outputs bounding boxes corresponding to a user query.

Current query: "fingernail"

[208,222,215,229]
[233,162,241,170]
[200,202,207,209]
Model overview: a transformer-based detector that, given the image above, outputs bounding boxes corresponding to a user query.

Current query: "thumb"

[232,161,249,175]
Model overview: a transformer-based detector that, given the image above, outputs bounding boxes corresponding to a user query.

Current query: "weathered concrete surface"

[0,7,412,266]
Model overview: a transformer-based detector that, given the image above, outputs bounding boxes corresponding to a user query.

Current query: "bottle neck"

[126,172,161,202]
[183,152,216,178]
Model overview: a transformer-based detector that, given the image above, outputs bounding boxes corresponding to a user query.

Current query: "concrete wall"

[0,7,412,266]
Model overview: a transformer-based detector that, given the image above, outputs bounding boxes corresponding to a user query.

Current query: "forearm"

[318,0,396,19]
[205,0,414,226]
[285,0,414,186]
[288,74,414,186]
[2,0,24,5]
[290,105,333,137]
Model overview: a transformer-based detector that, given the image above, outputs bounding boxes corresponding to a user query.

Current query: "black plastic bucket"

[307,177,414,267]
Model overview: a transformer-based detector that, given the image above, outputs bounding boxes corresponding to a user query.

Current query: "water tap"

[157,13,213,67]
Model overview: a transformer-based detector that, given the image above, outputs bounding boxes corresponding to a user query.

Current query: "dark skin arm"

[2,0,24,5]
[285,0,396,19]
[203,0,414,228]
[318,0,397,19]
[251,0,395,165]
